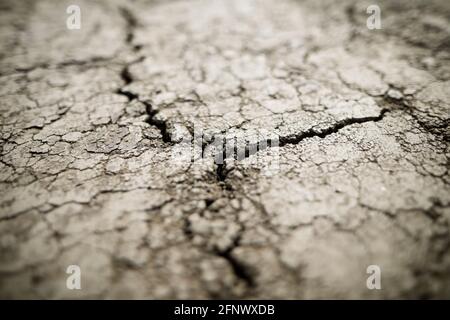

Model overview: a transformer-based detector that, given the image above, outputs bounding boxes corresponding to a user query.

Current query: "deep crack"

[212,108,389,181]
[116,7,171,144]
[119,6,141,51]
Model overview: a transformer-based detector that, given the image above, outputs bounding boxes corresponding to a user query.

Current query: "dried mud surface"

[0,0,449,298]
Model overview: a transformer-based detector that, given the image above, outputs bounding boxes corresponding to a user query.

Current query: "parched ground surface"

[0,0,449,299]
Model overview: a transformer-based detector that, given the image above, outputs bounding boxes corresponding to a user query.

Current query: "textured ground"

[0,0,449,299]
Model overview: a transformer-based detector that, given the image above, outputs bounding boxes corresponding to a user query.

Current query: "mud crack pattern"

[0,0,449,298]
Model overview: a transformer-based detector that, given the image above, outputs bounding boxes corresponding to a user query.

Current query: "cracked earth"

[1,0,450,299]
